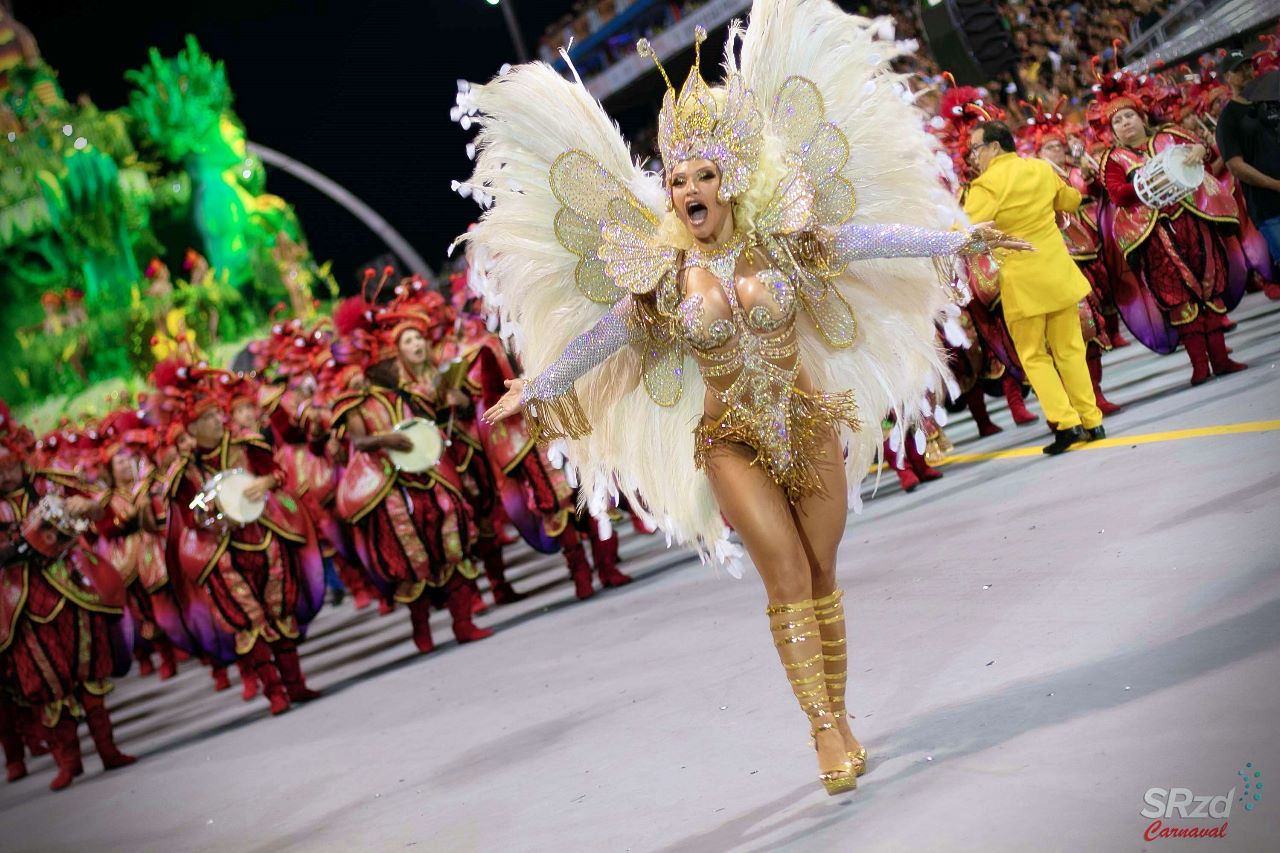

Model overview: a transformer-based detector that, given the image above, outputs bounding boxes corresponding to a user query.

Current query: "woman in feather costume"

[459,0,1027,795]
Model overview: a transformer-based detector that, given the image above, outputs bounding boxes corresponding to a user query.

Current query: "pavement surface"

[2,293,1279,853]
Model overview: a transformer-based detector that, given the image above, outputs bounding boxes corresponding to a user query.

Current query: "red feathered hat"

[1090,42,1152,131]
[99,408,153,462]
[1016,96,1069,154]
[389,275,454,341]
[934,73,1007,178]
[150,358,222,425]
[331,295,381,367]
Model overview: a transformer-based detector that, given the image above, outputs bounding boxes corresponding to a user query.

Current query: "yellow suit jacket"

[963,152,1091,322]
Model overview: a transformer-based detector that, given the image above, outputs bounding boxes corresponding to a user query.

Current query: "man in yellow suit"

[964,121,1105,455]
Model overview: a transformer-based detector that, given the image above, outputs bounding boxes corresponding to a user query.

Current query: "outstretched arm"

[826,220,1029,265]
[482,296,641,440]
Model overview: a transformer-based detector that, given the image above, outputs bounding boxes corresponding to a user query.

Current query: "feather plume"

[737,0,962,485]
[456,63,725,561]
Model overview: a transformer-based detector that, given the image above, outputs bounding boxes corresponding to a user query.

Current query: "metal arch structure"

[247,141,432,275]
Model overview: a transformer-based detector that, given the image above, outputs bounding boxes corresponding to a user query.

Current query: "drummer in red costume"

[0,401,135,791]
[156,362,324,716]
[393,277,518,607]
[94,410,184,680]
[1098,68,1248,385]
[430,278,633,602]
[329,292,493,653]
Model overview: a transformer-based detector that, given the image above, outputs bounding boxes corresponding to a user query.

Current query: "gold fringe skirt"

[693,387,861,503]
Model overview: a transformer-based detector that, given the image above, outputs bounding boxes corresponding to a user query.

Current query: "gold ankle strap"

[782,652,823,670]
[771,614,817,631]
[813,589,844,609]
[765,599,816,615]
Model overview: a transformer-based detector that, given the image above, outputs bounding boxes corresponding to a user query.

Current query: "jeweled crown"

[637,26,762,203]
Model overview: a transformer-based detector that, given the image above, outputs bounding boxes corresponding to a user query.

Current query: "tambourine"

[190,468,265,533]
[385,418,445,473]
[1134,145,1204,210]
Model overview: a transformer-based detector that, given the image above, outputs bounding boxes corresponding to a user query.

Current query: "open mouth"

[686,200,708,227]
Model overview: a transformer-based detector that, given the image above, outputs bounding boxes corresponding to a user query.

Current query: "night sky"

[17,0,585,290]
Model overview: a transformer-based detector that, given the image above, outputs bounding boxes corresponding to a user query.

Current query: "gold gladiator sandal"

[767,598,857,796]
[814,589,868,777]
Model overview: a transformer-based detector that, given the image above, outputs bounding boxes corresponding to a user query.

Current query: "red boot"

[156,640,178,681]
[46,716,82,792]
[561,529,594,600]
[378,598,396,616]
[482,544,523,605]
[0,700,27,782]
[211,665,231,692]
[590,520,632,588]
[1182,333,1211,386]
[236,659,260,702]
[629,510,656,535]
[967,388,1002,437]
[273,643,322,702]
[895,465,921,493]
[334,555,374,610]
[246,642,291,716]
[17,710,47,757]
[407,598,436,654]
[446,578,494,643]
[884,438,919,492]
[905,439,943,482]
[1105,313,1131,347]
[136,650,155,678]
[1206,329,1247,376]
[81,692,136,771]
[1003,375,1038,425]
[1087,350,1121,415]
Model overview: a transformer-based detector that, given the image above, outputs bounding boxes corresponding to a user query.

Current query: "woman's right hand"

[481,379,526,425]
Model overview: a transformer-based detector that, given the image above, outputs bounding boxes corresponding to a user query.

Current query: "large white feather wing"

[737,0,967,486]
[455,64,729,568]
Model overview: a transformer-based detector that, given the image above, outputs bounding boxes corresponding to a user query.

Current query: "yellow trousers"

[1007,304,1103,431]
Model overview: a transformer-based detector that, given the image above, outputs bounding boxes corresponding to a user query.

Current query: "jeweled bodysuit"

[523,223,973,501]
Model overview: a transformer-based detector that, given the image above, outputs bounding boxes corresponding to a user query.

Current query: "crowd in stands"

[537,1,1173,111]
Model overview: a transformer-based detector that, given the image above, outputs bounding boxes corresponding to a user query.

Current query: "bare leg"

[788,428,864,767]
[703,440,812,604]
[703,439,853,788]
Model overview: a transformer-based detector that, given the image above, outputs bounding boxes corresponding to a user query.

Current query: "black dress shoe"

[1042,425,1086,456]
[1085,425,1106,442]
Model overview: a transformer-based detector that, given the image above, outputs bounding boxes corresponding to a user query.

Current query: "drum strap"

[230,530,274,552]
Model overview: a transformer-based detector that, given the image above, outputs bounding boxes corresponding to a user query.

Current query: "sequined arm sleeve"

[519,297,641,441]
[826,222,978,265]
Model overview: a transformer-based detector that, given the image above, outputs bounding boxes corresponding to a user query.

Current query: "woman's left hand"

[969,221,1034,253]
[481,379,526,425]
[1184,143,1207,166]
